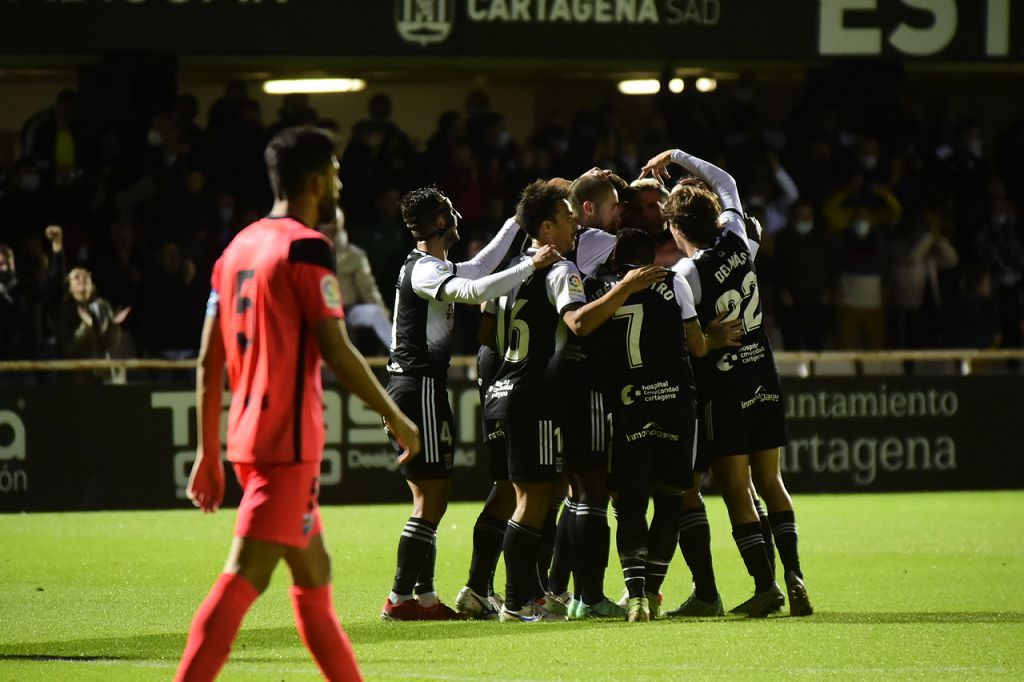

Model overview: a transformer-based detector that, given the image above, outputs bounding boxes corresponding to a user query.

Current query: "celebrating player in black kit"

[642,149,813,618]
[587,229,742,621]
[381,186,560,621]
[483,180,664,622]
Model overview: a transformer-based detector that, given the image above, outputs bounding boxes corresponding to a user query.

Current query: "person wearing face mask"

[774,203,838,351]
[835,206,887,350]
[822,172,903,236]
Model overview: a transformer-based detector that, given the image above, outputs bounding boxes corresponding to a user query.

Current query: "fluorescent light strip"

[617,79,660,95]
[262,78,367,95]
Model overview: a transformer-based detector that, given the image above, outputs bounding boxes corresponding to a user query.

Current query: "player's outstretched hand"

[187,453,225,513]
[531,244,561,269]
[706,311,744,348]
[640,150,675,182]
[386,411,422,466]
[620,265,666,293]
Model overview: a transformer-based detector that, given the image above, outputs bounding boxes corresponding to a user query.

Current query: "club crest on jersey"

[320,275,342,309]
[395,0,455,46]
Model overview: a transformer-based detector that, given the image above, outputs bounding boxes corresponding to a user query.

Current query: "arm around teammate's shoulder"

[565,265,665,337]
[314,317,421,464]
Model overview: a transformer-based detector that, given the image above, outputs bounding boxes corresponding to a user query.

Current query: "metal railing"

[1,349,1022,376]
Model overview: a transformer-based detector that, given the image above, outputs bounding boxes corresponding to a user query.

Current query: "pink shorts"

[232,461,323,549]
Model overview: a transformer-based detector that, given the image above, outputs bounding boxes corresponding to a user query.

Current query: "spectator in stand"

[56,266,129,383]
[349,186,412,298]
[319,207,392,355]
[20,89,81,189]
[888,210,959,348]
[835,205,888,350]
[774,202,837,351]
[0,242,32,363]
[207,80,251,131]
[173,93,206,163]
[957,266,1001,349]
[743,155,800,237]
[425,110,464,180]
[264,93,319,144]
[140,241,204,361]
[822,174,903,235]
[976,196,1024,347]
[362,93,417,187]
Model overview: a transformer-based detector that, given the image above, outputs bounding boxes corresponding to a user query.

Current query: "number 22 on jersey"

[714,270,762,334]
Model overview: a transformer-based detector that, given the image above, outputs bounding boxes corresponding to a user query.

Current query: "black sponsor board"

[0,375,1021,512]
[779,376,1024,493]
[0,1,1021,63]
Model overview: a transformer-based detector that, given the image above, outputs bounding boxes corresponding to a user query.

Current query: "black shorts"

[610,399,696,494]
[386,375,454,480]
[698,384,788,463]
[493,412,563,483]
[560,387,610,473]
[483,419,509,481]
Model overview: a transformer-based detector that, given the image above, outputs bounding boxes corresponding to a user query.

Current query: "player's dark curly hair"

[663,184,721,247]
[613,228,655,266]
[517,179,569,238]
[399,185,450,238]
[264,126,337,201]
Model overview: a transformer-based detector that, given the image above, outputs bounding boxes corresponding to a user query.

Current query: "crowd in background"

[2,70,1023,379]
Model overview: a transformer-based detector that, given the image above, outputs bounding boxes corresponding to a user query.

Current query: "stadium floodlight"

[695,77,718,93]
[668,78,685,94]
[262,78,367,94]
[617,79,661,95]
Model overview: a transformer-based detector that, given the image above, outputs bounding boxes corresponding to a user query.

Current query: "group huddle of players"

[380,148,813,623]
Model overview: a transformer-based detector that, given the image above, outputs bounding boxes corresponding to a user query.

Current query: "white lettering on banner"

[0,411,28,494]
[0,410,26,461]
[664,0,719,26]
[786,387,959,419]
[466,0,681,24]
[347,446,476,471]
[819,0,1012,58]
[158,389,344,498]
[784,434,957,486]
[0,464,28,495]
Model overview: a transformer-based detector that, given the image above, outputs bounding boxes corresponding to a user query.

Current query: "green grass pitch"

[2,491,1023,681]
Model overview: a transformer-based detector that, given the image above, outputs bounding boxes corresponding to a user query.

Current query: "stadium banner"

[0,374,1022,512]
[0,1,1020,63]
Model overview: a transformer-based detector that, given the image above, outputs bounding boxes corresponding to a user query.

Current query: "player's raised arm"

[315,318,421,464]
[187,310,226,513]
[436,245,560,304]
[452,216,529,279]
[642,148,751,251]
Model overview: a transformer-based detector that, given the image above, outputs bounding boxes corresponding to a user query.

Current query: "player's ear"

[309,171,325,198]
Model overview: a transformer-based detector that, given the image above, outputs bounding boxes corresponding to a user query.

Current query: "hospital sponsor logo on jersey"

[741,385,781,410]
[625,421,679,443]
[395,0,455,46]
[716,341,766,372]
[320,275,342,309]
